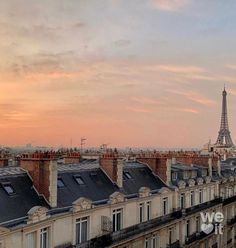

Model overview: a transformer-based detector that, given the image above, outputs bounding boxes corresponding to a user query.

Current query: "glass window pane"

[26,232,36,248]
[76,223,81,244]
[81,221,87,242]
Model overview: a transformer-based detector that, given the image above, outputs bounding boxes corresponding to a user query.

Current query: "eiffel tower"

[215,87,234,147]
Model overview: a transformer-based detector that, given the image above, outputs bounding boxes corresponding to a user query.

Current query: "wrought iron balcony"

[111,210,182,244]
[212,243,218,248]
[227,216,236,225]
[223,195,236,206]
[184,229,214,246]
[71,210,182,248]
[184,198,222,216]
[166,240,181,248]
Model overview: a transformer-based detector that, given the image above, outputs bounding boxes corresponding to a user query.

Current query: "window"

[113,209,122,232]
[186,220,190,238]
[191,171,197,178]
[168,228,173,244]
[124,171,132,179]
[147,201,151,221]
[40,227,50,248]
[74,176,85,185]
[151,235,158,248]
[57,178,65,188]
[26,232,36,248]
[139,203,145,223]
[211,187,214,200]
[199,189,203,204]
[145,238,150,248]
[196,217,200,232]
[144,236,157,248]
[171,172,177,181]
[190,191,195,206]
[183,171,189,179]
[163,197,168,215]
[202,169,207,177]
[180,193,185,209]
[2,183,15,195]
[76,217,89,244]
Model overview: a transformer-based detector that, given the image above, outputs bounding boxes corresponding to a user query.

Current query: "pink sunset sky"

[1,0,236,148]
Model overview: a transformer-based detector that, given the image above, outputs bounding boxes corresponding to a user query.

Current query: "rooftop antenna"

[80,137,86,153]
[100,143,109,151]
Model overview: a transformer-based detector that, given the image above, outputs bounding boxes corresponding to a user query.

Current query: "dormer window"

[191,171,197,178]
[57,178,65,188]
[202,169,207,177]
[183,171,189,180]
[124,171,132,179]
[74,176,85,185]
[171,172,177,181]
[2,183,15,195]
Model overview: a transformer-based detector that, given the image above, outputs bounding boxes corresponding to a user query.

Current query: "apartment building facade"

[0,151,235,248]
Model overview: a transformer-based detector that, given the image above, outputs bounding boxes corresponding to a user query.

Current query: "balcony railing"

[184,229,215,246]
[223,195,236,206]
[227,216,236,225]
[184,198,222,216]
[212,243,218,248]
[166,240,181,248]
[70,198,222,248]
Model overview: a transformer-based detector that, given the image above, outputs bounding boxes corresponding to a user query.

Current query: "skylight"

[74,176,85,185]
[124,171,132,179]
[2,184,15,195]
[57,178,65,188]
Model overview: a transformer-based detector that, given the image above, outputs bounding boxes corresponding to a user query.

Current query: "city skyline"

[1,0,236,147]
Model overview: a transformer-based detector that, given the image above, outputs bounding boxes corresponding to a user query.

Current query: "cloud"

[126,107,152,113]
[177,108,199,114]
[155,64,204,74]
[225,64,236,70]
[168,89,216,107]
[131,96,162,105]
[151,0,190,12]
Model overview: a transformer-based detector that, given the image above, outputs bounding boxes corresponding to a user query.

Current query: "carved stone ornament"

[72,197,92,213]
[27,206,49,224]
[177,180,186,189]
[204,176,211,184]
[188,179,195,187]
[197,178,204,185]
[139,187,151,198]
[109,192,125,204]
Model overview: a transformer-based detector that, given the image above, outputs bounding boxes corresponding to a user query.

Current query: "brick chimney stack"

[99,149,123,188]
[137,154,171,185]
[64,152,81,164]
[20,153,58,208]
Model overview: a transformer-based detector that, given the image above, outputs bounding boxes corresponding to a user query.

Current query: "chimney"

[166,158,172,186]
[20,153,58,207]
[137,155,171,185]
[217,160,221,176]
[208,158,212,177]
[99,150,123,188]
[171,157,177,164]
[64,152,81,164]
[0,158,8,167]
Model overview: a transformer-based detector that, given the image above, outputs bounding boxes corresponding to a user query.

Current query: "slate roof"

[0,159,168,224]
[122,163,166,195]
[57,168,119,207]
[57,160,167,207]
[0,171,48,224]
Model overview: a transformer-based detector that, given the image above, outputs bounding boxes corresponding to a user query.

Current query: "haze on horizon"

[1,0,236,148]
